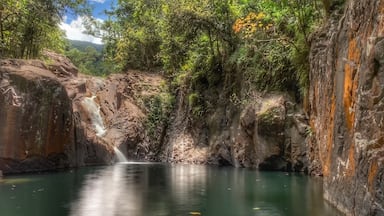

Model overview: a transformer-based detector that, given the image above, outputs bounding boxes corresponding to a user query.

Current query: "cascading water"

[82,95,128,162]
[81,96,106,137]
[114,147,128,163]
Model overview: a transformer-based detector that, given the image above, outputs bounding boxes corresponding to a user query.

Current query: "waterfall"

[82,95,128,163]
[82,96,106,137]
[114,147,128,162]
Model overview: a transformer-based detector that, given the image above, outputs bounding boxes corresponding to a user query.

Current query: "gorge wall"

[0,60,78,173]
[0,56,116,173]
[162,91,309,172]
[0,54,310,174]
[309,0,384,215]
[0,53,168,173]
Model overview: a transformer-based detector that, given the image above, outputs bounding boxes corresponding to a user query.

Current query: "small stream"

[0,164,343,216]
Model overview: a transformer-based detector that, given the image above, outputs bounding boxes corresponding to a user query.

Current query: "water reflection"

[0,164,343,216]
[170,165,207,206]
[68,164,342,216]
[70,164,142,216]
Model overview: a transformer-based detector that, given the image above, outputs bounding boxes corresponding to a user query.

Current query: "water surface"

[0,163,342,216]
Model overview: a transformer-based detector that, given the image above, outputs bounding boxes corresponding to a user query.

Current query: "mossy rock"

[257,106,285,136]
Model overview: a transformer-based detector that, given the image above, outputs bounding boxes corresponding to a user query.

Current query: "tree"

[231,0,322,96]
[65,45,109,76]
[0,0,88,59]
[102,0,325,105]
[101,0,163,71]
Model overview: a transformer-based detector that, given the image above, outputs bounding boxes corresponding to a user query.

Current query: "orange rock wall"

[309,0,384,215]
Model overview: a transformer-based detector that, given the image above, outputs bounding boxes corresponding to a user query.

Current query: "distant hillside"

[64,39,111,76]
[67,40,104,52]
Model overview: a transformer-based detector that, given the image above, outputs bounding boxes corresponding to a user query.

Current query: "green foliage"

[231,0,322,98]
[231,39,297,92]
[187,92,204,117]
[102,0,325,110]
[305,126,313,137]
[290,35,311,96]
[188,93,200,108]
[140,75,175,138]
[68,40,104,52]
[258,108,278,125]
[162,1,240,120]
[0,0,89,59]
[144,92,175,137]
[0,0,326,105]
[64,43,111,76]
[101,0,163,71]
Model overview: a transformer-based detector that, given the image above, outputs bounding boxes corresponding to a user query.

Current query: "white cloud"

[59,16,103,45]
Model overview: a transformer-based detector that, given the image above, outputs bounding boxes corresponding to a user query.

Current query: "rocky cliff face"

[309,0,384,215]
[0,59,77,173]
[163,91,309,171]
[77,72,166,161]
[0,57,115,174]
[0,55,168,173]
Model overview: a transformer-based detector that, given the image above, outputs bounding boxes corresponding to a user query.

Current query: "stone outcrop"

[161,94,210,164]
[309,0,384,215]
[208,94,308,171]
[0,59,76,173]
[0,52,170,174]
[163,92,309,171]
[0,58,114,174]
[43,50,78,77]
[80,73,153,160]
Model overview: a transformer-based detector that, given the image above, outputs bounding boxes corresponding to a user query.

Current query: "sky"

[59,0,115,44]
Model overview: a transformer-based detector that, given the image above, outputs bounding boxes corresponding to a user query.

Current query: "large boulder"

[208,94,308,171]
[163,91,308,170]
[42,50,78,77]
[0,59,75,173]
[0,59,115,174]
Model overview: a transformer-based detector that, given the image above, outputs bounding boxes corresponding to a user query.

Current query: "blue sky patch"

[61,0,116,44]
